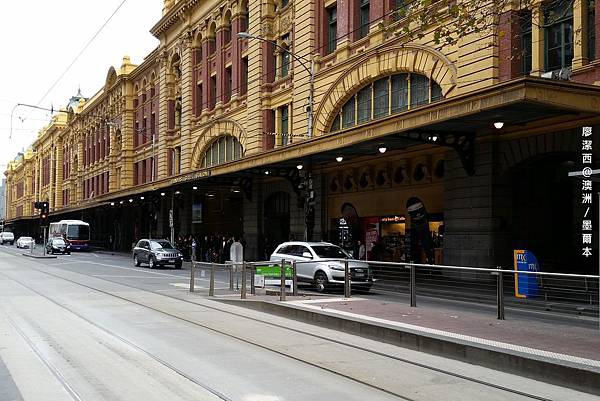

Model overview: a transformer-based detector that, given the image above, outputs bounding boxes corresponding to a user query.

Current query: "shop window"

[359,0,370,39]
[544,1,573,71]
[327,5,337,54]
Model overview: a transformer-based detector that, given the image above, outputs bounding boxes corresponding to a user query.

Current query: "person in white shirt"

[230,236,244,263]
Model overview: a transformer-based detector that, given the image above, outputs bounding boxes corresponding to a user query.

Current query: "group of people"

[175,234,245,263]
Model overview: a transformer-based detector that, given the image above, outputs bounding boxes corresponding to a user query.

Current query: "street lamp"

[238,32,314,139]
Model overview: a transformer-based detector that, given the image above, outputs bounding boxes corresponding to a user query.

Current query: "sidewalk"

[218,293,600,395]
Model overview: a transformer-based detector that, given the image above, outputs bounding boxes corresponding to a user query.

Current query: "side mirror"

[302,251,313,259]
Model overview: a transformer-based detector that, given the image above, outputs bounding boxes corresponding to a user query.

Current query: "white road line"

[92,275,178,279]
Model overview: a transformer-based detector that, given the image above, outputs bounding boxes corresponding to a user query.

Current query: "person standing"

[230,236,244,264]
[358,240,366,260]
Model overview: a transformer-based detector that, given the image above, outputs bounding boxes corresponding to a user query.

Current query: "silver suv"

[270,242,373,292]
[0,232,15,245]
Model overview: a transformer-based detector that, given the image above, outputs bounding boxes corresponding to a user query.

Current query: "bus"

[49,220,90,250]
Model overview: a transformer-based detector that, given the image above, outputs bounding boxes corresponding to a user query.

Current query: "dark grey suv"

[133,239,183,269]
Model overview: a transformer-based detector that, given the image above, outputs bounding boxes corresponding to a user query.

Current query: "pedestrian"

[191,237,197,262]
[230,236,244,263]
[358,240,366,260]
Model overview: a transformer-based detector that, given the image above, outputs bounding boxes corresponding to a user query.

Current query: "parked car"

[0,232,14,245]
[270,241,373,292]
[16,236,35,249]
[46,237,71,255]
[133,239,183,269]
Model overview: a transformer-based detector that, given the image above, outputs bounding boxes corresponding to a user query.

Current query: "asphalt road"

[0,245,597,401]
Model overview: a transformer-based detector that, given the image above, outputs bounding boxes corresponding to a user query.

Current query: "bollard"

[344,259,351,298]
[229,263,234,291]
[496,266,505,320]
[280,258,286,301]
[250,266,256,295]
[292,260,298,296]
[209,262,215,297]
[189,261,195,293]
[409,264,416,307]
[241,262,247,299]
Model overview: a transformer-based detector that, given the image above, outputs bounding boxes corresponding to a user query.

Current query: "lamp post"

[237,32,314,140]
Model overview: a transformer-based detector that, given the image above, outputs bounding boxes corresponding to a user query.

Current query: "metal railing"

[188,257,600,326]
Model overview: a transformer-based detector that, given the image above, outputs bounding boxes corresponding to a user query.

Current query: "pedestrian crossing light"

[35,201,50,226]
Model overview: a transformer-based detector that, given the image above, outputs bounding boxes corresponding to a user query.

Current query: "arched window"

[330,73,443,132]
[201,135,244,168]
[223,11,232,44]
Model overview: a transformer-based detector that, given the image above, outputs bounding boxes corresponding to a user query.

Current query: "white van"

[0,232,15,245]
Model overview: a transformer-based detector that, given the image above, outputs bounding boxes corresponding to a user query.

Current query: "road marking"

[92,253,100,258]
[92,275,177,279]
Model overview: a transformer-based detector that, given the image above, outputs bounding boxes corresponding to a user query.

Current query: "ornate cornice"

[151,0,201,37]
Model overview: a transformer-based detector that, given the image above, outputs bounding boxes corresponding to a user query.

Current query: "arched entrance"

[264,191,290,255]
[508,153,585,273]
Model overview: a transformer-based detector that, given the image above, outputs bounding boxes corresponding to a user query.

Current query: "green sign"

[255,264,293,278]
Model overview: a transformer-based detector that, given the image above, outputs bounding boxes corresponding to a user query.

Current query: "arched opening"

[264,191,290,256]
[507,152,586,273]
[208,22,217,56]
[223,10,232,44]
[201,134,243,168]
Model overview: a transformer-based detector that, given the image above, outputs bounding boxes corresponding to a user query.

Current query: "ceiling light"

[175,190,181,195]
[128,198,133,203]
[207,193,215,197]
[193,186,198,190]
[119,200,124,204]
[431,135,439,142]
[296,164,303,170]
[493,121,504,129]
[336,156,343,162]
[110,202,115,206]
[232,188,241,193]
[264,171,270,175]
[378,146,387,154]
[140,196,144,200]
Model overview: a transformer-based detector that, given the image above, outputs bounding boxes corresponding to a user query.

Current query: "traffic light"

[35,201,49,226]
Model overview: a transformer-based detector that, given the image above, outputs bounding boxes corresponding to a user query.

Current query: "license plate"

[169,259,175,263]
[354,272,365,278]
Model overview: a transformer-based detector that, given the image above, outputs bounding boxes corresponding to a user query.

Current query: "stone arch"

[190,119,248,169]
[314,45,457,135]
[105,67,117,91]
[498,129,580,174]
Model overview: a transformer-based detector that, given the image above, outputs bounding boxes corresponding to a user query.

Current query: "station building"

[5,0,600,273]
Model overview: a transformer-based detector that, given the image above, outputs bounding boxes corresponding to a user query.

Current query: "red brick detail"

[262,109,275,150]
[498,10,522,81]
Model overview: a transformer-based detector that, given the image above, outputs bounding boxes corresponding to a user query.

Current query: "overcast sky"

[0,0,163,178]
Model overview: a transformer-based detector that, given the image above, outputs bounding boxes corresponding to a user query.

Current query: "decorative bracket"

[405,131,476,176]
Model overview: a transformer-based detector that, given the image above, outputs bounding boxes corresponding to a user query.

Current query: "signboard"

[169,209,174,228]
[192,202,202,224]
[254,264,293,289]
[513,250,540,298]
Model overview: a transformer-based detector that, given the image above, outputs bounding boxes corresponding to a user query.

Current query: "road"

[0,245,596,401]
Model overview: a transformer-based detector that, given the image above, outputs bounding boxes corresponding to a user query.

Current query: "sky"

[0,0,163,177]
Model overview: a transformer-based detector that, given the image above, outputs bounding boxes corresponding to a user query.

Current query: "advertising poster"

[192,202,202,224]
[513,250,539,298]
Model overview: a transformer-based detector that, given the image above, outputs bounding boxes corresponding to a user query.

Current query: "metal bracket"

[406,131,476,176]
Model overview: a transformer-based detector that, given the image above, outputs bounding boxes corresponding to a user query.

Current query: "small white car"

[16,237,35,249]
[270,241,373,292]
[0,232,15,245]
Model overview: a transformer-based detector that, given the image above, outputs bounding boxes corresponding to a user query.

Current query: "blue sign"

[514,250,539,298]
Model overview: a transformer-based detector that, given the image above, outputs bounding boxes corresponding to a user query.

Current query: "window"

[359,0,370,39]
[589,0,596,61]
[169,147,181,176]
[544,2,573,71]
[521,10,532,75]
[201,135,243,168]
[225,66,232,103]
[282,0,289,8]
[241,1,249,32]
[280,105,289,145]
[224,17,232,44]
[241,57,248,95]
[332,73,443,131]
[327,6,337,54]
[281,34,290,77]
[195,83,203,116]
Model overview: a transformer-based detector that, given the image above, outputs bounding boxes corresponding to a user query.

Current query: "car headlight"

[328,264,345,271]
[155,253,163,259]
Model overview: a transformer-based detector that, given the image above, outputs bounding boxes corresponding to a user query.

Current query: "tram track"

[2,252,558,400]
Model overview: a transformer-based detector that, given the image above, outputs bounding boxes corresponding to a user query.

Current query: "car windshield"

[67,225,90,240]
[21,237,32,241]
[53,239,65,245]
[311,245,349,259]
[151,241,175,250]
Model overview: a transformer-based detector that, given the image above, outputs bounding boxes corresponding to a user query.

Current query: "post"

[292,260,298,296]
[43,227,47,256]
[229,263,234,291]
[280,258,286,301]
[241,261,247,299]
[189,260,195,292]
[344,259,351,298]
[496,266,505,320]
[169,193,174,244]
[409,264,416,307]
[209,262,215,297]
[250,265,255,295]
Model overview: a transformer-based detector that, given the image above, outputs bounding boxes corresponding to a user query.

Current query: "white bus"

[49,220,90,250]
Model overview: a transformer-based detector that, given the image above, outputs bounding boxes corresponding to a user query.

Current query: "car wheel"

[149,257,156,269]
[134,255,141,267]
[314,271,329,293]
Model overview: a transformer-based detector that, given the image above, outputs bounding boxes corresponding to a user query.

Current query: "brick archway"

[190,119,247,169]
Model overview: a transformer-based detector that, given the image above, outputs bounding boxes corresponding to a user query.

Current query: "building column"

[531,3,545,76]
[573,0,589,68]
